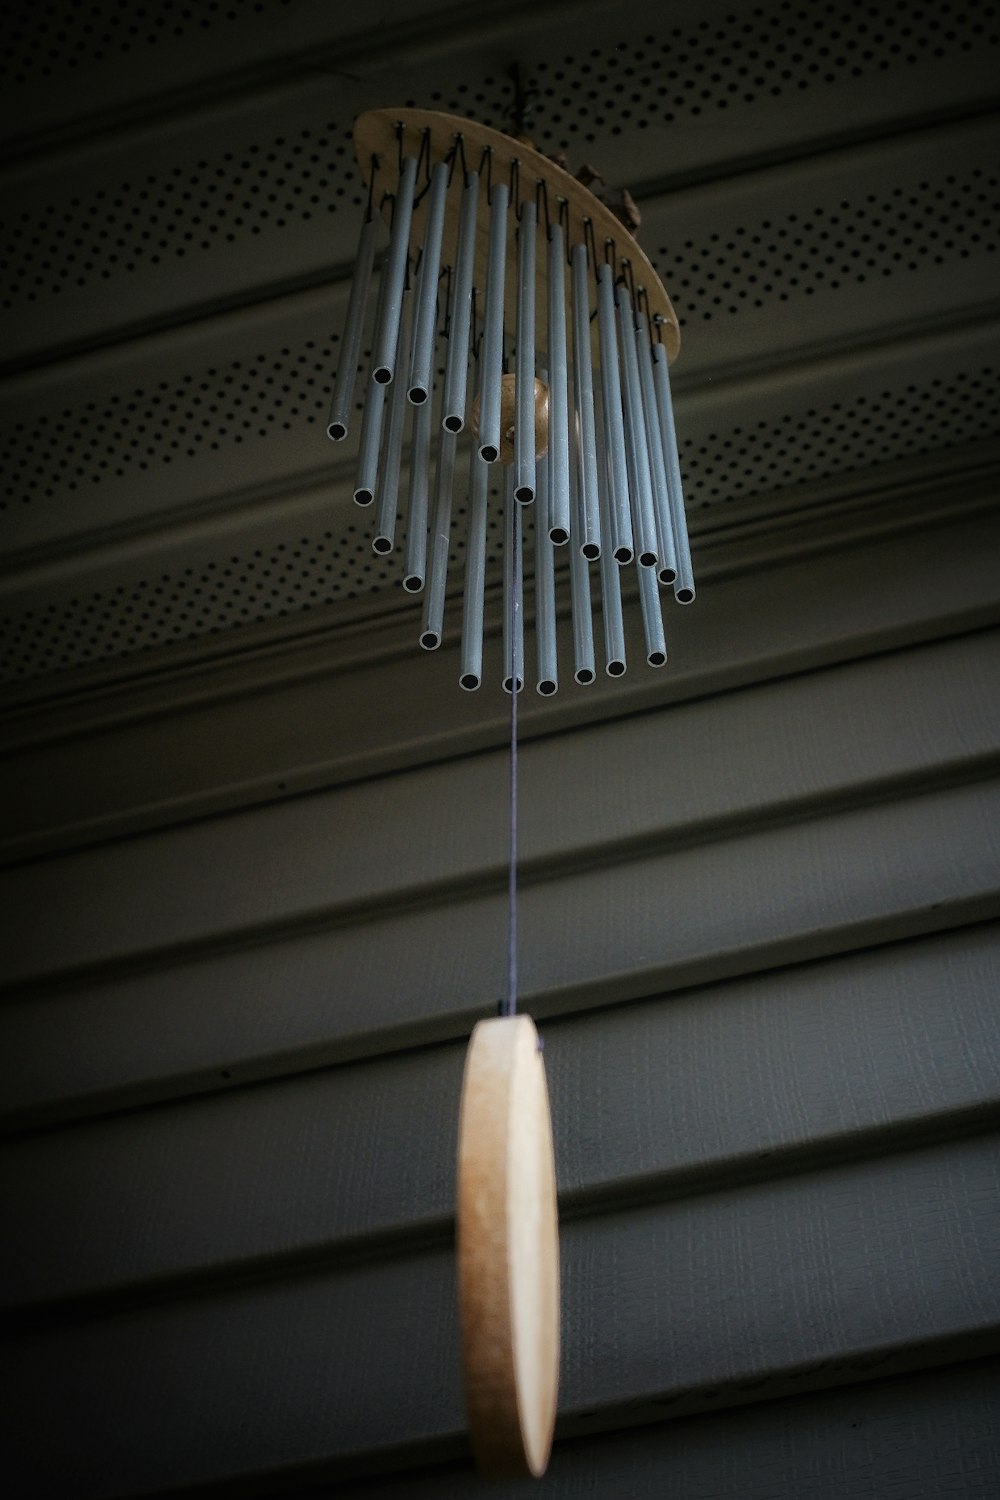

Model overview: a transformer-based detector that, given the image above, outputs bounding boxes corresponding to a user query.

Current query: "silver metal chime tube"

[514,200,537,504]
[353,256,393,504]
[353,378,387,506]
[637,554,667,667]
[571,243,601,559]
[597,469,627,676]
[420,428,457,649]
[502,473,524,692]
[615,281,658,569]
[327,210,377,441]
[478,180,509,463]
[460,447,489,689]
[569,446,596,684]
[652,342,695,603]
[372,154,418,384]
[374,290,413,553]
[403,394,432,591]
[636,328,677,585]
[340,117,698,695]
[442,171,480,433]
[596,262,633,563]
[408,160,450,405]
[534,453,558,694]
[546,222,570,546]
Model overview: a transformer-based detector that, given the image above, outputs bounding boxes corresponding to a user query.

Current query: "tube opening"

[372,536,392,555]
[549,526,569,546]
[647,650,667,667]
[575,667,596,685]
[514,485,535,505]
[676,586,696,604]
[354,488,374,506]
[373,367,392,385]
[639,550,657,568]
[460,672,481,691]
[402,575,423,594]
[658,566,677,586]
[502,675,524,695]
[408,387,428,405]
[537,679,557,696]
[420,630,441,651]
[606,660,626,677]
[443,414,464,434]
[327,421,347,442]
[613,545,633,565]
[582,542,600,561]
[479,444,499,464]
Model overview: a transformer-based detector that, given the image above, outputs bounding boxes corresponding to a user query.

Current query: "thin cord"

[504,496,520,1017]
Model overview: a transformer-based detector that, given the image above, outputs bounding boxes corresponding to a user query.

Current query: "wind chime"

[330,104,694,1478]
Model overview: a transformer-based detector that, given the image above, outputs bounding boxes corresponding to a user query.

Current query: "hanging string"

[503,498,521,1017]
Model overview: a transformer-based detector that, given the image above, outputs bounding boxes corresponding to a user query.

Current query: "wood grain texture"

[4,1135,999,1498]
[457,1016,559,1475]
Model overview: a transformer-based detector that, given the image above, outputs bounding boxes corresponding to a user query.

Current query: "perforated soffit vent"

[1,0,999,691]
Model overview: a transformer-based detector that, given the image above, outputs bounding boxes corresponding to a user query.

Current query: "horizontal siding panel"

[336,1357,1000,1499]
[2,776,999,1130]
[4,626,1000,987]
[3,487,999,865]
[2,922,999,1313]
[4,1133,999,1497]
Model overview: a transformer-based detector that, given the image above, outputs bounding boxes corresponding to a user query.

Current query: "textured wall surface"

[2,1,999,1495]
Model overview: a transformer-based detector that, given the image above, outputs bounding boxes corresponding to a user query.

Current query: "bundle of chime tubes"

[328,110,694,694]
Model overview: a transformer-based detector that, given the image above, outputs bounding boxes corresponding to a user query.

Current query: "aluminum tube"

[403,393,432,591]
[514,200,537,504]
[597,426,627,676]
[478,181,509,462]
[637,328,677,585]
[568,445,596,684]
[502,472,524,692]
[408,160,449,406]
[372,154,417,385]
[571,243,601,559]
[442,171,479,433]
[637,551,667,666]
[460,446,489,689]
[373,291,412,553]
[534,453,558,694]
[615,283,658,569]
[327,211,377,441]
[652,343,695,603]
[596,262,633,563]
[546,223,570,545]
[353,376,386,506]
[420,428,457,649]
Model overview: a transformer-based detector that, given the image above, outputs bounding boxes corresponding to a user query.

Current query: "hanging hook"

[477,142,494,204]
[510,154,522,219]
[535,175,552,239]
[446,131,469,187]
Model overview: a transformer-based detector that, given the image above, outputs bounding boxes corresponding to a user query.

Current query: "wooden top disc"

[354,108,680,362]
[457,1014,560,1476]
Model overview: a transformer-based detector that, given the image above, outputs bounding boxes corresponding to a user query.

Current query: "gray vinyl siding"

[3,514,1000,1493]
[3,0,1000,1493]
